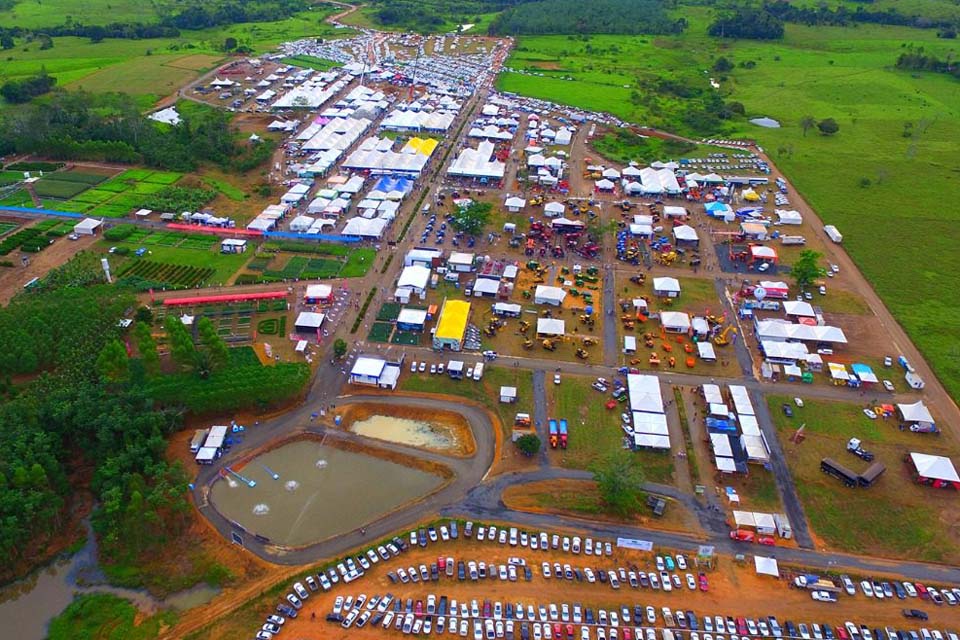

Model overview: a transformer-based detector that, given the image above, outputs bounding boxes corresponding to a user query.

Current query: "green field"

[768,395,960,563]
[1,5,346,106]
[551,375,675,485]
[282,55,343,71]
[103,242,250,286]
[500,19,960,402]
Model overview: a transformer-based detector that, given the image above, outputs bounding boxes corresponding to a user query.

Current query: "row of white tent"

[628,374,671,450]
[448,140,505,179]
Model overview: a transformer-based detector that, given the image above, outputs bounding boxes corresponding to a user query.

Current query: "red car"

[836,627,849,640]
[736,617,748,635]
[916,583,929,598]
[730,529,755,542]
[698,572,709,592]
[438,556,446,570]
[623,628,633,640]
[415,600,423,618]
[757,535,776,546]
[554,623,563,637]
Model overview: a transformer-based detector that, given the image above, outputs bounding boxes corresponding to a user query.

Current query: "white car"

[830,264,840,273]
[410,361,418,372]
[794,397,804,407]
[812,591,838,602]
[863,408,877,419]
[676,554,687,570]
[419,361,427,372]
[883,380,895,392]
[292,582,309,599]
[554,373,561,384]
[860,580,874,597]
[430,364,437,374]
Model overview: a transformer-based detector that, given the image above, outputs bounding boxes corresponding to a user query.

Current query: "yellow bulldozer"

[542,339,557,351]
[581,337,598,346]
[714,325,738,346]
[657,251,677,265]
[518,320,530,333]
[575,348,589,360]
[522,339,534,350]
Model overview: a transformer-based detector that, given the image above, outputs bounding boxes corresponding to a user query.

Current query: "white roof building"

[660,311,691,332]
[536,318,566,336]
[397,265,431,293]
[534,285,566,306]
[653,277,681,296]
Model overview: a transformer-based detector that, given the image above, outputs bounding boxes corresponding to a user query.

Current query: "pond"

[350,414,463,452]
[209,440,442,547]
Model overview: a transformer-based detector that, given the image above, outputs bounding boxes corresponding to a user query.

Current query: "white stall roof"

[627,374,664,414]
[716,457,738,473]
[660,311,691,331]
[634,433,671,449]
[754,556,779,577]
[632,412,669,436]
[697,342,717,361]
[899,401,934,424]
[652,276,681,293]
[729,385,755,416]
[741,434,769,461]
[711,433,733,458]
[536,318,566,336]
[702,384,723,405]
[739,415,761,436]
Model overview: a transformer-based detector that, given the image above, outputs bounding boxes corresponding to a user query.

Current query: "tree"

[134,322,160,376]
[800,115,816,137]
[95,339,129,383]
[333,338,347,359]
[591,450,646,517]
[712,56,734,72]
[515,434,541,457]
[790,249,826,291]
[197,317,228,372]
[817,118,840,135]
[164,315,195,371]
[451,201,492,237]
[0,35,14,50]
[224,36,238,51]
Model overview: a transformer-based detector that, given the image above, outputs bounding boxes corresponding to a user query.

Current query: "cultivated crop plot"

[1,3,959,639]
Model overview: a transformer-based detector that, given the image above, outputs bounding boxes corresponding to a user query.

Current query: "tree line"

[0,92,272,172]
[708,6,785,40]
[0,0,310,45]
[0,71,56,104]
[761,0,959,31]
[488,0,685,36]
[895,47,960,80]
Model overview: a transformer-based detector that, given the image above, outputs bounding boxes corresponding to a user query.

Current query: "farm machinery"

[575,348,590,360]
[714,325,738,346]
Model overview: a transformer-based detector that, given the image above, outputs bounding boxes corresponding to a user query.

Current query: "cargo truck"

[824,225,843,243]
[558,419,568,449]
[549,419,559,449]
[794,574,841,593]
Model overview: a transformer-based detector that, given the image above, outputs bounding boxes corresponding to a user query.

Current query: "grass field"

[499,19,960,403]
[102,242,250,285]
[282,55,342,71]
[400,366,534,442]
[767,395,960,563]
[1,5,346,107]
[47,593,178,640]
[550,375,675,485]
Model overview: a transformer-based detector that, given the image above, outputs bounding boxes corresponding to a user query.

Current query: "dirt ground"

[335,401,477,458]
[222,532,958,640]
[0,221,98,304]
[501,479,701,536]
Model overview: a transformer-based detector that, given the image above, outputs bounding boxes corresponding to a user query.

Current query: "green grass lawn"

[101,242,250,286]
[399,366,534,442]
[499,19,960,404]
[550,375,674,485]
[282,55,342,71]
[767,395,960,563]
[48,593,178,640]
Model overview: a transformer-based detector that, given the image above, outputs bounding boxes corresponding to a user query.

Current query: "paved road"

[750,387,813,549]
[602,263,618,367]
[531,369,549,467]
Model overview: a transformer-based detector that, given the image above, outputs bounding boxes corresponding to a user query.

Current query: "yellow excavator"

[714,326,738,346]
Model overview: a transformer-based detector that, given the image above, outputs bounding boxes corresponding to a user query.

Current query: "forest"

[0,259,309,583]
[368,0,533,32]
[488,0,685,35]
[707,5,785,39]
[0,92,272,171]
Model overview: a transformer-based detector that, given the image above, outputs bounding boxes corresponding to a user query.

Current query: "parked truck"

[794,574,841,593]
[204,425,229,451]
[549,419,559,449]
[824,225,843,243]
[558,419,568,449]
[820,457,859,488]
[780,235,806,246]
[190,428,210,453]
[846,438,875,462]
[472,362,484,381]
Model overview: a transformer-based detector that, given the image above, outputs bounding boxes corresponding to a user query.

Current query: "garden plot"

[116,259,215,289]
[64,169,185,218]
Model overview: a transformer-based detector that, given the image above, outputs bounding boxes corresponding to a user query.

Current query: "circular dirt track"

[191,394,495,564]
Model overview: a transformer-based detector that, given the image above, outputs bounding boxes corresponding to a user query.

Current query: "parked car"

[781,404,794,418]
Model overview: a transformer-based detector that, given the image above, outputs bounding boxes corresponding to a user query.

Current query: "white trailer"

[204,425,229,450]
[780,235,806,246]
[190,428,210,452]
[472,362,484,381]
[824,225,843,243]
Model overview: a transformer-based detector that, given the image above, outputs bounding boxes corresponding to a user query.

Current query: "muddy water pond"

[209,440,442,547]
[350,414,464,452]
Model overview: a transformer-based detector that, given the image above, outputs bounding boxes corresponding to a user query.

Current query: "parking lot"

[251,522,960,640]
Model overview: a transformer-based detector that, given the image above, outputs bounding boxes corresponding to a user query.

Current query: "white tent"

[729,386,755,416]
[702,384,723,405]
[595,179,615,191]
[627,374,664,414]
[544,202,565,216]
[663,205,687,218]
[397,265,431,293]
[783,300,815,317]
[505,196,526,212]
[898,401,935,426]
[697,342,717,361]
[653,277,681,297]
[754,556,780,577]
[673,225,699,243]
[776,209,803,225]
[660,311,691,332]
[910,452,960,483]
[536,318,566,336]
[534,285,566,306]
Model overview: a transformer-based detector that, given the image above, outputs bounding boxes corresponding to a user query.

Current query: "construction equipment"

[581,337,597,346]
[575,348,589,359]
[649,352,661,366]
[657,251,678,265]
[714,325,738,346]
[549,419,559,448]
[522,339,534,350]
[542,339,557,351]
[514,413,532,428]
[518,320,530,333]
[643,333,655,348]
[530,194,544,206]
[629,275,646,285]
